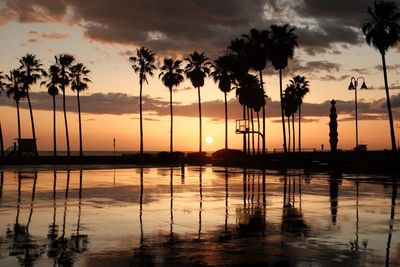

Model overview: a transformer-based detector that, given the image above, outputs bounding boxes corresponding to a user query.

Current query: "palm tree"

[283,85,298,152]
[41,65,61,157]
[159,58,184,154]
[185,51,211,153]
[270,24,298,154]
[19,54,44,156]
[55,54,75,157]
[288,75,310,152]
[242,28,270,155]
[129,47,156,155]
[211,54,235,150]
[362,1,400,152]
[5,69,26,155]
[0,71,5,157]
[70,63,91,157]
[228,38,251,154]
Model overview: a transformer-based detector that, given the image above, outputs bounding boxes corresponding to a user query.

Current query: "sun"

[206,136,213,144]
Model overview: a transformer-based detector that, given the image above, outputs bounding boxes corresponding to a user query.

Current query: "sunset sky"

[1,0,400,152]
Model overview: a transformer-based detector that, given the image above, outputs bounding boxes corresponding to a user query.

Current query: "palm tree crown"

[361,1,400,55]
[70,63,91,93]
[159,58,184,90]
[211,54,236,93]
[242,28,270,72]
[55,54,75,89]
[19,53,44,86]
[184,52,211,88]
[290,75,309,106]
[129,47,156,83]
[41,65,61,97]
[269,24,298,70]
[5,69,26,102]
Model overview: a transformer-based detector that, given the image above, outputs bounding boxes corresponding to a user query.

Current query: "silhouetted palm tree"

[5,69,26,153]
[70,63,91,157]
[211,54,235,149]
[0,71,4,157]
[283,86,298,152]
[270,24,298,154]
[129,47,156,155]
[41,65,61,157]
[159,58,184,153]
[288,75,309,152]
[55,54,75,156]
[362,1,400,152]
[242,28,270,155]
[228,38,251,154]
[19,54,44,156]
[185,52,211,153]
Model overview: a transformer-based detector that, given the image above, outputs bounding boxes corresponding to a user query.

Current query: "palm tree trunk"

[292,113,295,152]
[198,87,202,153]
[259,70,266,156]
[298,105,302,153]
[16,101,21,157]
[224,92,228,150]
[251,109,255,156]
[247,107,251,155]
[279,69,287,154]
[257,111,260,155]
[139,78,144,155]
[169,88,173,154]
[287,116,291,153]
[77,91,83,157]
[0,122,3,158]
[381,53,397,152]
[243,105,246,155]
[53,95,57,157]
[62,86,70,157]
[26,90,38,156]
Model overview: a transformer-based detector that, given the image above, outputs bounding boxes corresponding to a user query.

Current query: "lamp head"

[348,81,355,90]
[360,81,367,89]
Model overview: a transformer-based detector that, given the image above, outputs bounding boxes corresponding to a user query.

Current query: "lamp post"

[348,77,367,148]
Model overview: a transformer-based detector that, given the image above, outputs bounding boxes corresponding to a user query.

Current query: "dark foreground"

[0,166,399,266]
[1,150,399,174]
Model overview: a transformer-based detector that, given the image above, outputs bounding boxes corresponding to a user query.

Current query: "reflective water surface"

[0,165,399,266]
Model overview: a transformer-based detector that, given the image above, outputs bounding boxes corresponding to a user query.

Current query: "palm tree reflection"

[139,168,144,245]
[281,173,308,236]
[385,181,397,267]
[0,170,4,200]
[237,170,266,233]
[169,167,174,240]
[198,168,203,241]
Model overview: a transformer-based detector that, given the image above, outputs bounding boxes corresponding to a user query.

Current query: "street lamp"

[348,77,367,148]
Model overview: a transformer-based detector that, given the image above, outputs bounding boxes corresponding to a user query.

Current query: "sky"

[1,0,400,152]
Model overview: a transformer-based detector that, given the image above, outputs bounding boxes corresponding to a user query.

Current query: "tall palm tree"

[0,71,4,158]
[129,47,156,155]
[159,58,184,154]
[5,69,26,155]
[283,85,298,153]
[185,51,211,153]
[270,24,298,154]
[242,28,270,155]
[228,38,251,154]
[288,75,310,152]
[19,54,44,156]
[211,54,235,150]
[55,54,75,157]
[362,1,400,152]
[41,65,61,157]
[70,63,91,157]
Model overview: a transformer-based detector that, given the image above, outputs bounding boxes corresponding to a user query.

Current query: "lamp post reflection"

[348,77,368,148]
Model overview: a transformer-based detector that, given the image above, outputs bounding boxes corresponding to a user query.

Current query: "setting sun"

[206,136,213,144]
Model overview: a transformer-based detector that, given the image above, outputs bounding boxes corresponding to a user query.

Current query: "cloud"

[28,30,69,40]
[0,0,374,56]
[1,90,399,123]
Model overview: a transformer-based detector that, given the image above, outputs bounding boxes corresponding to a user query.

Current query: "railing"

[4,145,17,157]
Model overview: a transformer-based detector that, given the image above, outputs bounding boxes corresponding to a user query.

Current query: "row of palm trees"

[130,23,308,156]
[0,54,91,157]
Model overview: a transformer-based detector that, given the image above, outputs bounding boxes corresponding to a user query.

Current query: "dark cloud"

[28,30,69,40]
[1,91,399,122]
[1,0,373,56]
